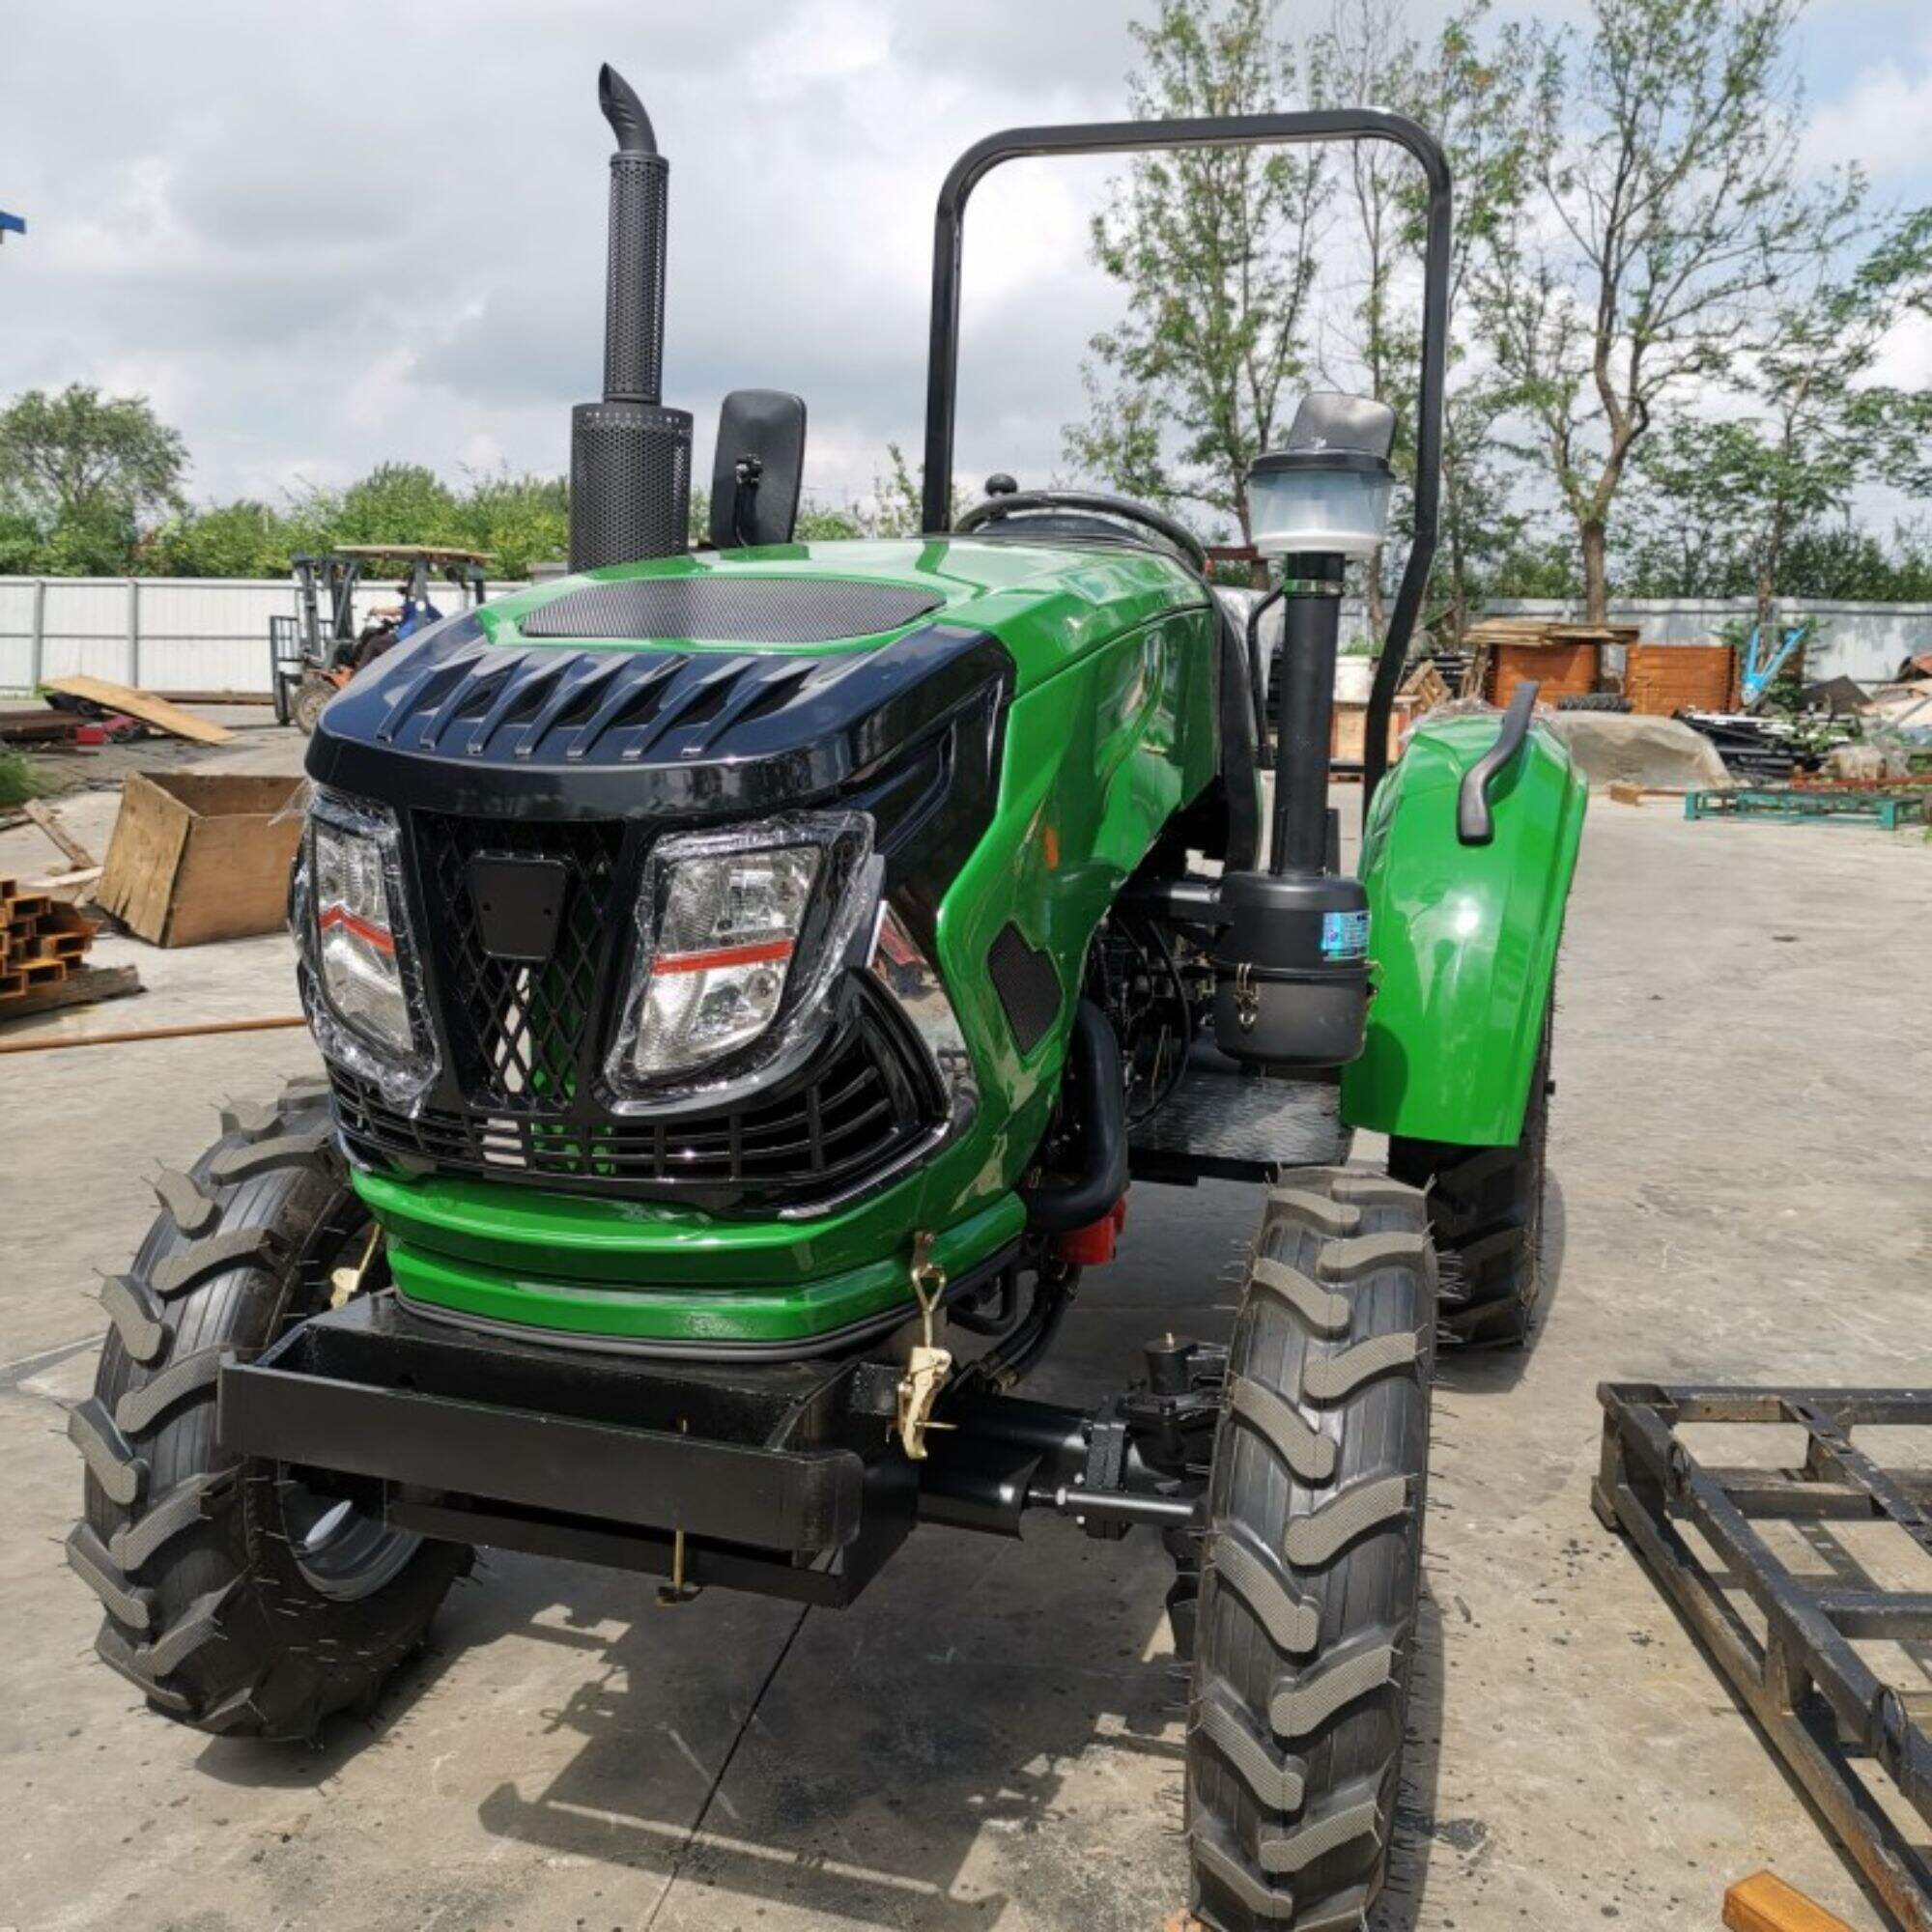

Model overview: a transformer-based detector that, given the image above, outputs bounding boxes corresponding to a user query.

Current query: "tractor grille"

[329,1003,934,1209]
[343,810,940,1209]
[411,810,629,1110]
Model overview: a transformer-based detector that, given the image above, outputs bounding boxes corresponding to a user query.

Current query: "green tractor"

[68,68,1582,1930]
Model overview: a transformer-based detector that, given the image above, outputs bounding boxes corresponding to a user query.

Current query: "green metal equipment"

[69,66,1583,1930]
[1687,784,1928,830]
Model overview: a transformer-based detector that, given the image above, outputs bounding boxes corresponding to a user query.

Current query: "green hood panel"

[484,537,1210,694]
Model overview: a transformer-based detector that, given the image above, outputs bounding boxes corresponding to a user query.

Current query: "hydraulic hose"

[1017,1000,1129,1235]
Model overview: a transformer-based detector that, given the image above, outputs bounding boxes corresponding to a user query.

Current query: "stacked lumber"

[0,876,97,1005]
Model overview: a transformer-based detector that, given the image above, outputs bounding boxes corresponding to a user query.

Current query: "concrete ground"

[4,721,1930,1930]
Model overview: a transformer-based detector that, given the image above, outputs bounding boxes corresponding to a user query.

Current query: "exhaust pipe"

[568,64,693,569]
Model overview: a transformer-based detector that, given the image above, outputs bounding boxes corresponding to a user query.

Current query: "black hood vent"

[307,615,1013,824]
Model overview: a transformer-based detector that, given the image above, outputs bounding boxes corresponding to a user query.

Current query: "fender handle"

[1458,680,1540,845]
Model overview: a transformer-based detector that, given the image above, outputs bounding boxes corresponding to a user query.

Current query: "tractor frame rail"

[1595,1382,1932,1931]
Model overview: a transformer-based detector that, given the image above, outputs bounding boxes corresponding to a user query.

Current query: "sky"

[2,0,1928,524]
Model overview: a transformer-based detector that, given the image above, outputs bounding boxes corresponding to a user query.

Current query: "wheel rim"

[284,1490,422,1601]
[278,1213,422,1602]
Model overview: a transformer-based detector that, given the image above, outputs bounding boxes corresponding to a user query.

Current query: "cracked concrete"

[3,720,1929,1929]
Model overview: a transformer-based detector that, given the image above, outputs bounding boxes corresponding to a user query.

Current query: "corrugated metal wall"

[0,578,1924,696]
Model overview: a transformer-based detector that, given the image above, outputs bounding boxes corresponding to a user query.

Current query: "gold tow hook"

[329,1222,384,1309]
[895,1231,954,1462]
[657,1419,700,1607]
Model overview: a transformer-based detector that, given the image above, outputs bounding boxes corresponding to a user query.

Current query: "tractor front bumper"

[217,1291,1204,1608]
[219,1292,915,1605]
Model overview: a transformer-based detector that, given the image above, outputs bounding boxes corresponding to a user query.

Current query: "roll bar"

[921,112,1451,805]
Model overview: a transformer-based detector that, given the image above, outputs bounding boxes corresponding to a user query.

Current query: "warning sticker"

[1321,909,1371,960]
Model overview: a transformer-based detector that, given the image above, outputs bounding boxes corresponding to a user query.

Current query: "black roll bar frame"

[921,111,1451,807]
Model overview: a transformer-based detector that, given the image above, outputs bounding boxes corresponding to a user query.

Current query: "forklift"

[270,545,491,733]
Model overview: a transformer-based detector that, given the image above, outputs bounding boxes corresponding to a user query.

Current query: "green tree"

[1626,208,1932,627]
[148,500,294,578]
[327,462,464,549]
[456,471,569,579]
[1310,0,1538,643]
[1472,0,1867,621]
[0,385,187,571]
[1065,0,1326,571]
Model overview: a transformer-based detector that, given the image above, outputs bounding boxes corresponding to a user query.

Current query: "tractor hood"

[304,536,1208,823]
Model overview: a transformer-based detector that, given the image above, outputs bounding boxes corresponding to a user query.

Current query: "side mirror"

[708,389,807,548]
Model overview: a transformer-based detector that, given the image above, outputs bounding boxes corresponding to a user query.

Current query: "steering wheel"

[955,486,1208,576]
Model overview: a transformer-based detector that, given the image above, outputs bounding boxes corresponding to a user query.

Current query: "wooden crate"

[1624,641,1735,715]
[1331,696,1424,767]
[96,773,305,947]
[1490,640,1601,707]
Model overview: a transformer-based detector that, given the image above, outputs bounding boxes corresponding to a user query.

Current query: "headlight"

[294,788,438,1104]
[635,844,820,1073]
[607,812,875,1102]
[315,817,412,1053]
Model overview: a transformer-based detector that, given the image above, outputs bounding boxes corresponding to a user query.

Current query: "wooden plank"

[0,961,141,1020]
[22,865,102,895]
[1722,1871,1855,1932]
[22,799,98,868]
[40,674,235,746]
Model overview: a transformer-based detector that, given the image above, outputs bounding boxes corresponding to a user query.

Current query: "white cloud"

[1803,34,1932,180]
[0,0,1148,510]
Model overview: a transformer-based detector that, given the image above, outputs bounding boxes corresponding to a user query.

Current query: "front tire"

[68,1078,466,1738]
[1186,1168,1436,1930]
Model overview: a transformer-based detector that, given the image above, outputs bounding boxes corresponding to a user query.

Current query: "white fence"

[1,576,1925,697]
[0,577,530,696]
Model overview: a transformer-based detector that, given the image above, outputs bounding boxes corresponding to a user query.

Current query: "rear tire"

[1186,1167,1436,1930]
[68,1078,466,1738]
[1389,1006,1551,1348]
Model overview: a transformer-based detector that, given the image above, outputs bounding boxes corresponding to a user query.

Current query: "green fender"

[1340,712,1587,1147]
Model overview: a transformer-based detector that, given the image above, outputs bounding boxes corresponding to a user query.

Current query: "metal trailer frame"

[1685,786,1930,830]
[1594,1382,1932,1931]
